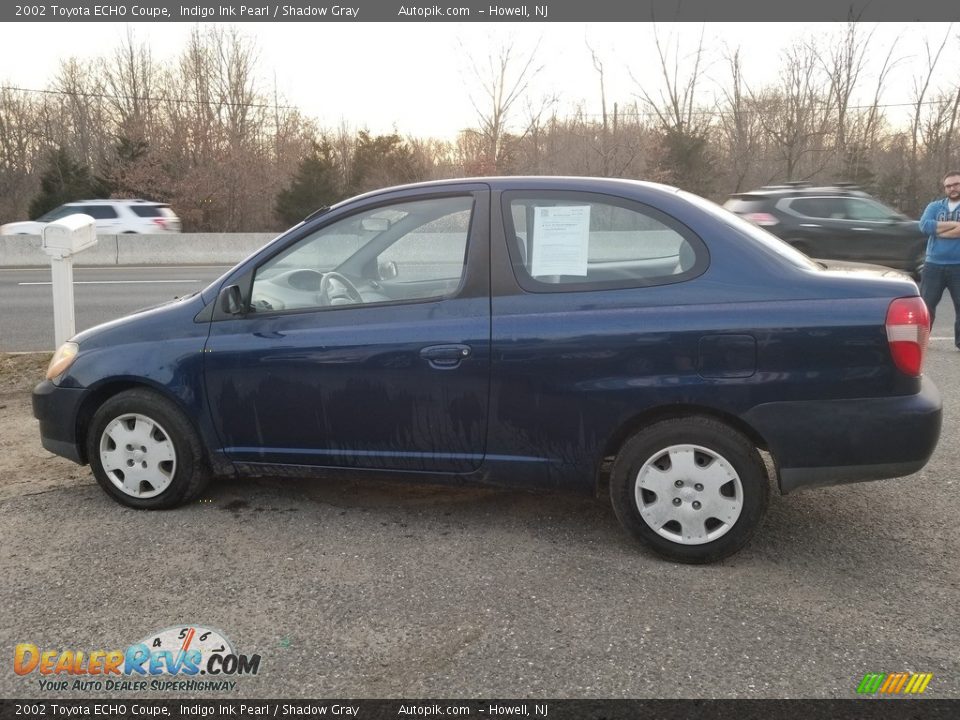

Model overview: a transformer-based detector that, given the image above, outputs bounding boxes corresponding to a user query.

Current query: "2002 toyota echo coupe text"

[33,177,942,563]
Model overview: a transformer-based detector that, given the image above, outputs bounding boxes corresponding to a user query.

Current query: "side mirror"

[378,260,399,280]
[219,285,244,315]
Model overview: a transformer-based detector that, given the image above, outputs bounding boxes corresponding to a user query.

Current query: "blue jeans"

[920,262,960,347]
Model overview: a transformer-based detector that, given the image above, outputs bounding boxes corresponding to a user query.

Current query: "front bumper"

[32,380,87,464]
[743,377,942,494]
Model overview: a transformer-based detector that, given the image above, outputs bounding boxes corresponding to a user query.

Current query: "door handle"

[420,344,472,369]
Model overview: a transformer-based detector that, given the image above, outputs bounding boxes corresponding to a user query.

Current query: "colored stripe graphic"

[857,673,933,694]
[857,673,886,694]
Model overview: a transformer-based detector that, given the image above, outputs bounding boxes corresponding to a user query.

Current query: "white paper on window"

[530,205,591,277]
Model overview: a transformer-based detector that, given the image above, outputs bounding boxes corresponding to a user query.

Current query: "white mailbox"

[41,213,98,347]
[42,213,97,258]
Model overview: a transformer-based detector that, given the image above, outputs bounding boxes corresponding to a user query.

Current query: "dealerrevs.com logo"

[14,626,261,692]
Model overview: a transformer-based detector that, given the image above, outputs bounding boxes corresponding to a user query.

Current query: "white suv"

[0,199,182,235]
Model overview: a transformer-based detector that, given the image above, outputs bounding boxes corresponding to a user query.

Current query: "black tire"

[86,389,210,509]
[911,252,925,283]
[610,417,769,564]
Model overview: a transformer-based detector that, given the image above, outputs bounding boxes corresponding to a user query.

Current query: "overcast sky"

[1,22,956,138]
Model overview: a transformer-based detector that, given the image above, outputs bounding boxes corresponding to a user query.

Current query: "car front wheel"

[610,417,769,563]
[87,389,209,509]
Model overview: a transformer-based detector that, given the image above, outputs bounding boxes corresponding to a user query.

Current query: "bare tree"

[632,25,710,136]
[715,47,766,192]
[905,26,952,213]
[50,58,110,170]
[587,40,614,176]
[462,35,544,172]
[0,87,44,222]
[749,41,835,181]
[101,27,159,144]
[630,25,715,194]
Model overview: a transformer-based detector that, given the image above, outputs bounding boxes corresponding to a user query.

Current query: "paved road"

[0,266,231,351]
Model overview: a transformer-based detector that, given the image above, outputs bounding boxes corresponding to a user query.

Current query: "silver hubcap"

[99,413,177,499]
[635,444,743,545]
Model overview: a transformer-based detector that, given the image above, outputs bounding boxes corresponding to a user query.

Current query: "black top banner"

[3,0,959,22]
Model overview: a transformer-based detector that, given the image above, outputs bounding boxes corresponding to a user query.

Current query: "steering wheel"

[318,271,364,306]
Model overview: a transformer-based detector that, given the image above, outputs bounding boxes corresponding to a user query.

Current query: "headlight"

[46,342,79,380]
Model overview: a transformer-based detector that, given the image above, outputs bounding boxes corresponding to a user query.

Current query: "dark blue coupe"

[33,178,942,562]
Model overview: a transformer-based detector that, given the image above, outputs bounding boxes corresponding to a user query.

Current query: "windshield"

[36,205,78,222]
[679,190,821,271]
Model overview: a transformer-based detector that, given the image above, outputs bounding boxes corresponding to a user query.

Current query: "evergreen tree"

[275,141,341,226]
[652,127,716,199]
[349,131,418,195]
[28,147,100,219]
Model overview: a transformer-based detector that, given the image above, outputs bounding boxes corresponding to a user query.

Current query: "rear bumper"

[743,377,942,494]
[32,380,87,464]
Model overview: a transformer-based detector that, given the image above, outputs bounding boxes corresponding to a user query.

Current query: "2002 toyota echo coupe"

[33,177,942,563]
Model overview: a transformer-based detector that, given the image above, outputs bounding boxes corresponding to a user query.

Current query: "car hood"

[0,221,44,235]
[71,291,208,348]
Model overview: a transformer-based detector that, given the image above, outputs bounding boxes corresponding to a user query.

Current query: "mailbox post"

[41,214,97,347]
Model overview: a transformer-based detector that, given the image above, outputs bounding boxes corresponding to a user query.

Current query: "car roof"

[728,183,871,200]
[332,176,685,209]
[62,199,168,206]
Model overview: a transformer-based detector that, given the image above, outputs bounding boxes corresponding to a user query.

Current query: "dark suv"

[724,183,926,279]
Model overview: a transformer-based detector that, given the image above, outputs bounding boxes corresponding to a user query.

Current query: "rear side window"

[130,205,172,218]
[723,197,770,214]
[502,191,706,292]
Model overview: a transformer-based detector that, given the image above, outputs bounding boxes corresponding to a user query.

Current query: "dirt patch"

[0,352,91,503]
[0,352,51,393]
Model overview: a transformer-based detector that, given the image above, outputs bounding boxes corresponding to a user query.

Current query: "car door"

[837,197,922,269]
[786,196,907,264]
[81,205,121,233]
[202,187,491,474]
[487,188,709,490]
[779,196,851,258]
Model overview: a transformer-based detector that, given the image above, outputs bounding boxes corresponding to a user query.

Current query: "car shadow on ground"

[181,469,939,572]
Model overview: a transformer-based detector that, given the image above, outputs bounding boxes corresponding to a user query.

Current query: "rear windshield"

[130,205,175,218]
[722,197,770,214]
[684,191,819,270]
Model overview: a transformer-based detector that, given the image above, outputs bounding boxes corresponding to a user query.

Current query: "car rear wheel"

[912,251,925,282]
[87,389,209,509]
[610,417,769,563]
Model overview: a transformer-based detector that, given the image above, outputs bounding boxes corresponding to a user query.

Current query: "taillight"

[744,212,779,226]
[152,218,168,231]
[886,297,930,377]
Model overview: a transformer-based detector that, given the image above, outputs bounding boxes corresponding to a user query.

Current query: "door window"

[251,196,474,313]
[787,197,846,219]
[842,198,902,222]
[80,206,119,219]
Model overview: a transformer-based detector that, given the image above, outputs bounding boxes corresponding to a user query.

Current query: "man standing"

[919,171,960,348]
